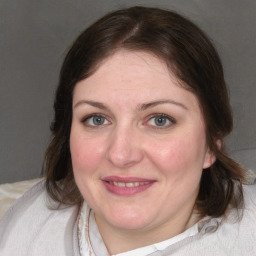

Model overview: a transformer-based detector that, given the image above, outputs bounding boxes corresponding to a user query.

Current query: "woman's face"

[70,50,215,236]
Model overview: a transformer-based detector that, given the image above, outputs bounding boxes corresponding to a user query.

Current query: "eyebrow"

[138,100,188,111]
[73,99,188,112]
[74,100,110,111]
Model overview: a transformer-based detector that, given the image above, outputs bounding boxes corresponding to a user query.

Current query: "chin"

[103,208,154,231]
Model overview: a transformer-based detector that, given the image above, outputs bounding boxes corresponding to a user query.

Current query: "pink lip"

[101,176,156,196]
[102,176,154,183]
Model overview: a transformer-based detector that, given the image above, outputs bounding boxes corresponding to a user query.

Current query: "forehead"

[94,50,177,85]
[73,50,200,113]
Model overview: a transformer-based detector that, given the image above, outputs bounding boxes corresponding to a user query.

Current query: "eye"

[147,114,176,128]
[82,114,110,127]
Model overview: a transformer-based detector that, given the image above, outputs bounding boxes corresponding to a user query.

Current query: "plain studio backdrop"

[0,0,255,183]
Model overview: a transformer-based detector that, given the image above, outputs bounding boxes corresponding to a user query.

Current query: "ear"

[203,150,216,169]
[216,139,222,150]
[203,139,221,169]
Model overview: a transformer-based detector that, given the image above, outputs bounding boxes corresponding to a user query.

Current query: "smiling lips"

[102,176,156,196]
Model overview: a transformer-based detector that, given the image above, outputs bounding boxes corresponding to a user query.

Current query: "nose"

[105,126,144,168]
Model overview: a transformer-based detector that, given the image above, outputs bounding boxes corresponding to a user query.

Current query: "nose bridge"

[106,124,143,168]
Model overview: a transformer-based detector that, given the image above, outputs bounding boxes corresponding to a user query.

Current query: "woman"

[0,6,255,256]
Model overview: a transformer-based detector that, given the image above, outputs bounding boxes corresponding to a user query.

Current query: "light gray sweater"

[0,180,256,256]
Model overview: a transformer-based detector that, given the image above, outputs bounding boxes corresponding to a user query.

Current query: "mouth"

[101,176,156,196]
[108,181,151,187]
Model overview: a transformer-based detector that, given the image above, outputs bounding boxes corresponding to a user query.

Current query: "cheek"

[70,133,105,175]
[148,131,207,175]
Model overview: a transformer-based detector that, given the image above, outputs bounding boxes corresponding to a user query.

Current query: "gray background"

[1,0,255,184]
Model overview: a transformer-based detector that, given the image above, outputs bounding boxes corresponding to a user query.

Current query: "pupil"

[155,117,166,126]
[93,117,104,125]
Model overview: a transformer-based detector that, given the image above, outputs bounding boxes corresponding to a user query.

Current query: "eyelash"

[81,113,176,129]
[81,114,110,127]
[146,113,176,129]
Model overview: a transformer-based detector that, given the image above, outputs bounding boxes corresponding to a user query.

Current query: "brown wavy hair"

[43,6,245,217]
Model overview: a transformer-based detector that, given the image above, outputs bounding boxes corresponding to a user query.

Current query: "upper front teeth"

[112,181,149,187]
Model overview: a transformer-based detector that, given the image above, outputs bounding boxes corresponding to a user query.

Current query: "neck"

[95,207,200,255]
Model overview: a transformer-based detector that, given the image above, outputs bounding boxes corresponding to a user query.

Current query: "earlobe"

[216,139,222,150]
[203,139,221,169]
[203,150,216,169]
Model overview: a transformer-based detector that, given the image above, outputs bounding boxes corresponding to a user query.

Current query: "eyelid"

[81,113,103,122]
[145,113,176,128]
[81,113,111,127]
[80,113,176,129]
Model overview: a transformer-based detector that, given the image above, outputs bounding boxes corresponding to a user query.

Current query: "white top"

[0,180,256,256]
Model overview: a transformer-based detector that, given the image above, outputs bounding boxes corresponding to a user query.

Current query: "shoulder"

[225,183,256,233]
[243,182,256,207]
[212,183,256,253]
[235,182,256,227]
[240,182,256,227]
[0,180,82,256]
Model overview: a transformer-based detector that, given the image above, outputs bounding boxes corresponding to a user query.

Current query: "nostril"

[105,128,144,167]
[106,146,143,168]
